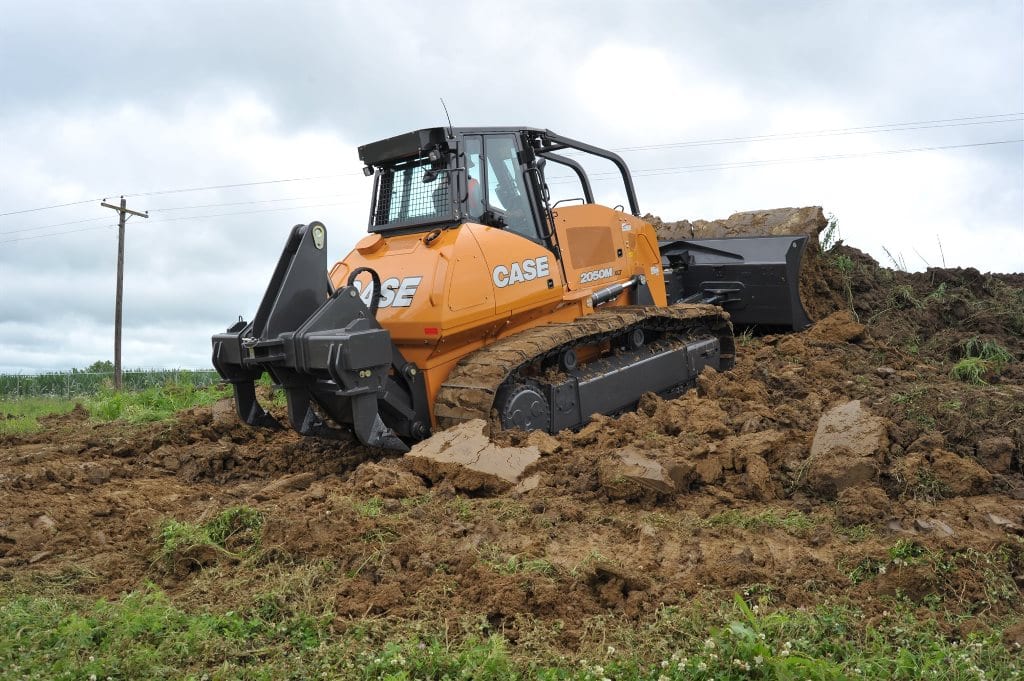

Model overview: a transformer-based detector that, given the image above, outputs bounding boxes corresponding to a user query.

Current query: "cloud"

[0,0,1020,372]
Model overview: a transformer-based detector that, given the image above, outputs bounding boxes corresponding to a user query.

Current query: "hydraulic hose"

[347,266,382,317]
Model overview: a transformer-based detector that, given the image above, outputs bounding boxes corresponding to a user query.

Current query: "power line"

[0,193,363,236]
[547,138,1024,184]
[0,215,111,236]
[608,112,1024,153]
[0,223,116,244]
[146,192,355,213]
[3,112,1019,217]
[0,198,104,218]
[0,199,361,244]
[0,172,363,219]
[121,171,362,199]
[143,199,362,225]
[4,125,1022,242]
[6,139,1020,244]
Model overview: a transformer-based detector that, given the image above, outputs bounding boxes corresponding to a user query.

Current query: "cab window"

[464,135,484,220]
[481,135,539,242]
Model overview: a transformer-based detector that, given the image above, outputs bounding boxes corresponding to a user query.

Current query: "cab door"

[464,132,563,317]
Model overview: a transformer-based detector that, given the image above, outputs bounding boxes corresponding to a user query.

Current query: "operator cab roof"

[357,126,547,166]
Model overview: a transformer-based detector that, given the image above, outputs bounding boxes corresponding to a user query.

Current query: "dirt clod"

[806,400,888,498]
[403,419,540,493]
[1,214,1021,650]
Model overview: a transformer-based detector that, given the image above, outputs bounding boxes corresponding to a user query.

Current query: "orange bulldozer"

[213,126,810,451]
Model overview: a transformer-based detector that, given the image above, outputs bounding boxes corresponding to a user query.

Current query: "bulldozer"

[212,126,810,452]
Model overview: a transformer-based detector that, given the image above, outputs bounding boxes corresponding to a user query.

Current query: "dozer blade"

[211,222,430,452]
[659,235,811,330]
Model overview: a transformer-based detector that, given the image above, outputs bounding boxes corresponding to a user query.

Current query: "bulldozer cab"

[360,127,552,240]
[358,127,645,283]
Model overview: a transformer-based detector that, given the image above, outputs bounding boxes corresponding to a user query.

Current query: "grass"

[87,381,231,423]
[828,252,858,315]
[0,368,220,399]
[0,396,77,435]
[889,386,936,429]
[701,509,819,537]
[157,506,265,568]
[1,378,232,435]
[950,338,1014,385]
[479,545,557,577]
[839,539,1022,614]
[1,583,1021,680]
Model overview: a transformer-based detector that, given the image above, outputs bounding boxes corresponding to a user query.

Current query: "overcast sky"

[1,0,1021,372]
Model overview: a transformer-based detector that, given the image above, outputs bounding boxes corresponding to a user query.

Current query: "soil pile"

[2,217,1022,651]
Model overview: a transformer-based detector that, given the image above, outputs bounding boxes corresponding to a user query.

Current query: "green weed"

[836,523,875,543]
[951,337,1014,384]
[87,380,230,423]
[158,506,264,564]
[820,214,840,251]
[889,387,936,428]
[356,496,385,518]
[1,583,1022,679]
[890,284,922,309]
[703,509,819,536]
[0,396,77,435]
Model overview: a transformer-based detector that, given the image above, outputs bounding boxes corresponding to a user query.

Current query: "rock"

[254,472,317,500]
[976,436,1015,474]
[599,448,676,500]
[403,419,540,494]
[83,463,112,485]
[695,456,724,485]
[305,482,328,502]
[808,310,865,344]
[211,398,237,427]
[28,550,52,564]
[30,515,57,532]
[907,432,946,454]
[525,430,561,456]
[513,474,541,495]
[875,366,897,378]
[985,513,1023,534]
[149,444,182,472]
[836,484,890,526]
[667,461,698,491]
[806,401,888,498]
[742,453,775,501]
[349,462,427,499]
[913,518,955,537]
[886,518,918,536]
[649,206,827,240]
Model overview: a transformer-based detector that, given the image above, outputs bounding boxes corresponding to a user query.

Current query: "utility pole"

[100,197,148,391]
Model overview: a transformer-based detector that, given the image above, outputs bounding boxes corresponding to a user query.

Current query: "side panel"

[469,224,564,318]
[551,205,668,305]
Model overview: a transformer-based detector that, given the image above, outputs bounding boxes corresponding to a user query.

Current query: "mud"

[1,228,1022,651]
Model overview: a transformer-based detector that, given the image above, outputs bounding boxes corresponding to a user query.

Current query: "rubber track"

[434,304,734,429]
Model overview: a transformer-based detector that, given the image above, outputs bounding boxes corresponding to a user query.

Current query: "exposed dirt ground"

[2,230,1022,652]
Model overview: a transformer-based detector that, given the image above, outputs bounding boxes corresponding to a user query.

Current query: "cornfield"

[0,370,221,399]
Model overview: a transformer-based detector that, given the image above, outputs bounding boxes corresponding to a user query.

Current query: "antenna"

[440,98,454,137]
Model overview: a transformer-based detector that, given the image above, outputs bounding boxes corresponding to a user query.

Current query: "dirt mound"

[1,222,1022,652]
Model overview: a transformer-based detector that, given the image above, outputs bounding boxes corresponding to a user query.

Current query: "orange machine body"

[328,204,666,423]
